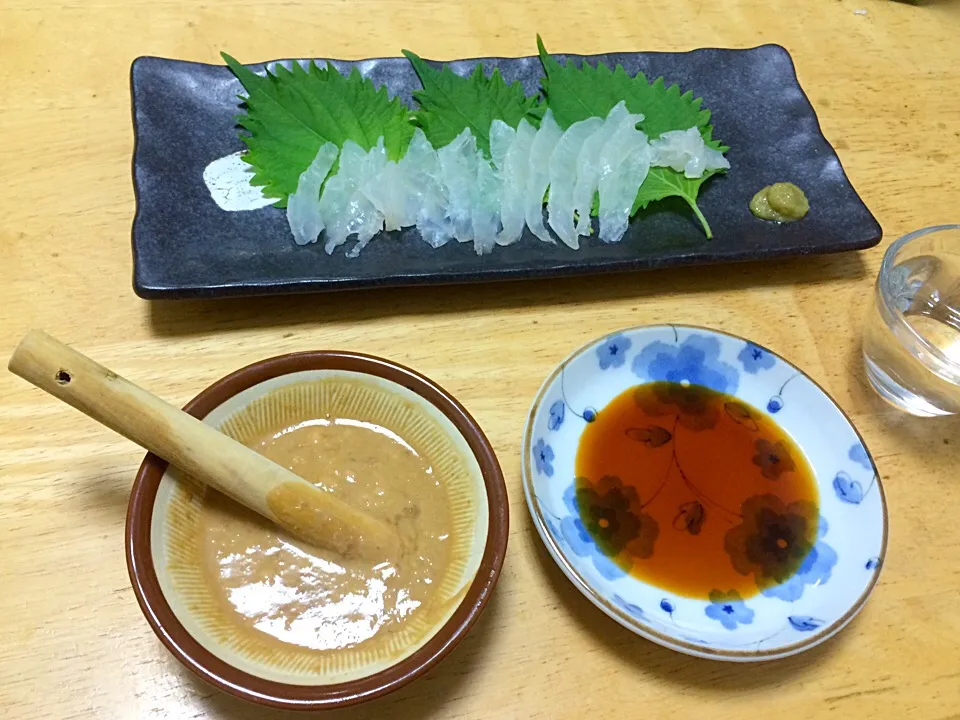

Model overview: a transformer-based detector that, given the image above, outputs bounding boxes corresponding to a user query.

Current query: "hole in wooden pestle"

[55,370,72,385]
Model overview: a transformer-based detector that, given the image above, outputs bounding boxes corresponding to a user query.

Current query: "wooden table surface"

[3,0,960,717]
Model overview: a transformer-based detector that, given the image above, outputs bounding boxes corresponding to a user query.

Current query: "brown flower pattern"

[575,475,660,559]
[752,438,796,480]
[633,382,720,431]
[724,494,818,589]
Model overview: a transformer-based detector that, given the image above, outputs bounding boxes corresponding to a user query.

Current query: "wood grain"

[2,0,960,717]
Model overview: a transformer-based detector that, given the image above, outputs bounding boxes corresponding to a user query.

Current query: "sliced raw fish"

[597,110,651,243]
[362,160,407,231]
[492,119,536,246]
[416,183,455,249]
[401,130,449,246]
[489,120,515,173]
[286,142,339,245]
[571,123,608,238]
[430,128,503,255]
[572,103,642,238]
[308,110,727,256]
[472,158,502,255]
[318,140,387,255]
[391,131,453,248]
[416,153,455,250]
[346,140,389,257]
[362,129,437,232]
[547,116,603,249]
[437,129,480,244]
[651,127,730,179]
[524,110,562,244]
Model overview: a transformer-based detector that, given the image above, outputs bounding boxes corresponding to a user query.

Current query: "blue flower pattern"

[788,616,824,632]
[548,400,565,431]
[738,342,776,374]
[833,471,864,504]
[632,334,739,394]
[762,517,837,602]
[833,442,876,504]
[533,438,554,478]
[532,329,882,649]
[705,593,755,630]
[849,442,872,470]
[597,334,632,370]
[613,594,646,620]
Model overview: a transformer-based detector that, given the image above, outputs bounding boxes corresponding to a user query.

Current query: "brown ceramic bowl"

[125,351,508,710]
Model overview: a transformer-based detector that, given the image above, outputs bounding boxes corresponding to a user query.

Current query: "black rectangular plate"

[130,44,881,299]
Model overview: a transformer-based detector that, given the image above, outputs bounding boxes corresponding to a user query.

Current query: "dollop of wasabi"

[750,182,809,223]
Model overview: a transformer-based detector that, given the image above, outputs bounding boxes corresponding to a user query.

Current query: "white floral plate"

[522,325,887,661]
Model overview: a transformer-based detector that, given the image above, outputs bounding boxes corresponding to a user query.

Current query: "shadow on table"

[525,518,850,691]
[147,252,869,338]
[182,588,503,720]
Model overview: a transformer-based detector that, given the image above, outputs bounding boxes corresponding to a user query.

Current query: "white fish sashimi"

[547,116,604,249]
[345,140,389,257]
[307,113,731,257]
[472,158,502,255]
[492,119,536,247]
[437,129,480,244]
[524,110,562,244]
[417,212,454,249]
[489,121,515,172]
[362,160,409,231]
[597,109,652,244]
[488,120,516,247]
[416,181,455,249]
[286,143,339,245]
[431,128,503,255]
[318,140,387,256]
[395,130,454,249]
[572,103,643,238]
[361,130,437,232]
[401,130,443,218]
[416,153,456,250]
[651,127,730,179]
[401,130,450,247]
[571,122,609,237]
[317,141,365,254]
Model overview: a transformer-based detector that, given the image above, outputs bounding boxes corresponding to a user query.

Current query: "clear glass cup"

[863,224,960,416]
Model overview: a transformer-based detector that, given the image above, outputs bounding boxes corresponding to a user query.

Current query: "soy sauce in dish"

[574,382,819,600]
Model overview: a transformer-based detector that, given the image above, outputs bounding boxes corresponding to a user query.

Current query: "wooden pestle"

[8,330,399,561]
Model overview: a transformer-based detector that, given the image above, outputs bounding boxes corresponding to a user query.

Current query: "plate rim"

[521,323,888,661]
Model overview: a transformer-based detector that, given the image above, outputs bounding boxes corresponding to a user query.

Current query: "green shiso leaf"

[403,50,541,157]
[222,52,414,204]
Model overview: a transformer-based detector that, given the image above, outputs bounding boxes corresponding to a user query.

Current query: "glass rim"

[878,223,960,369]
